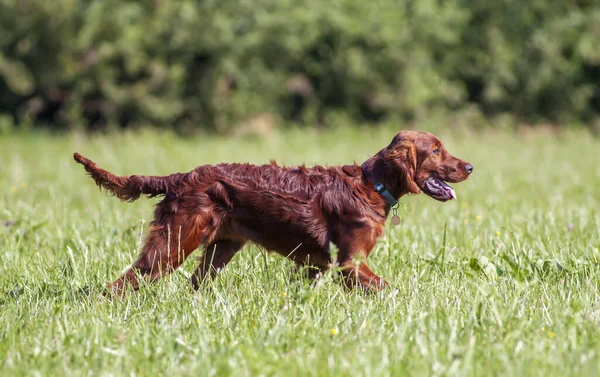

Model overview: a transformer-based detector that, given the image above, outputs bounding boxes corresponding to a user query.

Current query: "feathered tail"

[73,153,182,202]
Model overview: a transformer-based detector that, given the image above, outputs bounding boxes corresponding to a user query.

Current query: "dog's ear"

[383,134,420,194]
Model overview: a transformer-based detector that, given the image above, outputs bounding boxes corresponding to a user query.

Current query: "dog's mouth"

[421,176,457,202]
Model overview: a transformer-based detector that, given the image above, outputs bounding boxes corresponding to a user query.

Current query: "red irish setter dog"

[74,131,473,295]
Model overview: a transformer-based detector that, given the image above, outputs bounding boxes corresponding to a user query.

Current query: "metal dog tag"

[390,203,401,226]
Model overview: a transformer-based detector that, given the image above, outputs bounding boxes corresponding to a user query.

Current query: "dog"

[74,131,473,295]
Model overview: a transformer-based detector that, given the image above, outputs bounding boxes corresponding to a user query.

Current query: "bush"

[0,0,599,131]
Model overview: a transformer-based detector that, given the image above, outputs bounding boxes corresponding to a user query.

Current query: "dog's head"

[375,131,473,201]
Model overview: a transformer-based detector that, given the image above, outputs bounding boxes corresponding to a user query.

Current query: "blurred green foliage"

[0,0,599,131]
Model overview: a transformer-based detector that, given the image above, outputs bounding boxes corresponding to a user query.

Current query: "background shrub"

[0,0,599,131]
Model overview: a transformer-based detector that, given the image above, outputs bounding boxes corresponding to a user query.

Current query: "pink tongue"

[438,179,457,200]
[449,187,457,200]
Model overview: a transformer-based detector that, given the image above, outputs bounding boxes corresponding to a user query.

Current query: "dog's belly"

[227,211,331,267]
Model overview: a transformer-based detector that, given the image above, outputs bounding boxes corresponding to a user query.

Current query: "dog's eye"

[433,148,441,155]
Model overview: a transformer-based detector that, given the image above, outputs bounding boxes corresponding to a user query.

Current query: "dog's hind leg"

[190,239,245,289]
[104,212,216,297]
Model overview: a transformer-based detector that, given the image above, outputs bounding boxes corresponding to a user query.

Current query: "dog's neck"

[360,155,409,203]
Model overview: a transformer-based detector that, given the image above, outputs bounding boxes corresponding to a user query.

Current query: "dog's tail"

[73,153,184,202]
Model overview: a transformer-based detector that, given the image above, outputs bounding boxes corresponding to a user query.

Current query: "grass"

[0,126,599,377]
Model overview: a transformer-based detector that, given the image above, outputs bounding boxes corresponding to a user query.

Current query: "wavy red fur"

[74,131,473,296]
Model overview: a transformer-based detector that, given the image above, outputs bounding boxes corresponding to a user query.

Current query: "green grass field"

[1,126,599,377]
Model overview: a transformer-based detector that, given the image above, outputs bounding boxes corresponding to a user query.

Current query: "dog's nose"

[464,164,474,175]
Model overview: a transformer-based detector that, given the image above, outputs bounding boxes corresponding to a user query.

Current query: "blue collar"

[370,179,398,207]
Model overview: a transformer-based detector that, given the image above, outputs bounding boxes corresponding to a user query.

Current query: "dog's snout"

[464,164,474,175]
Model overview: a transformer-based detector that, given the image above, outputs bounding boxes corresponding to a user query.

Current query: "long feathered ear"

[383,136,420,194]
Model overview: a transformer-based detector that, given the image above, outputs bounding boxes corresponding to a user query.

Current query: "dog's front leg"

[334,226,388,291]
[338,260,388,291]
